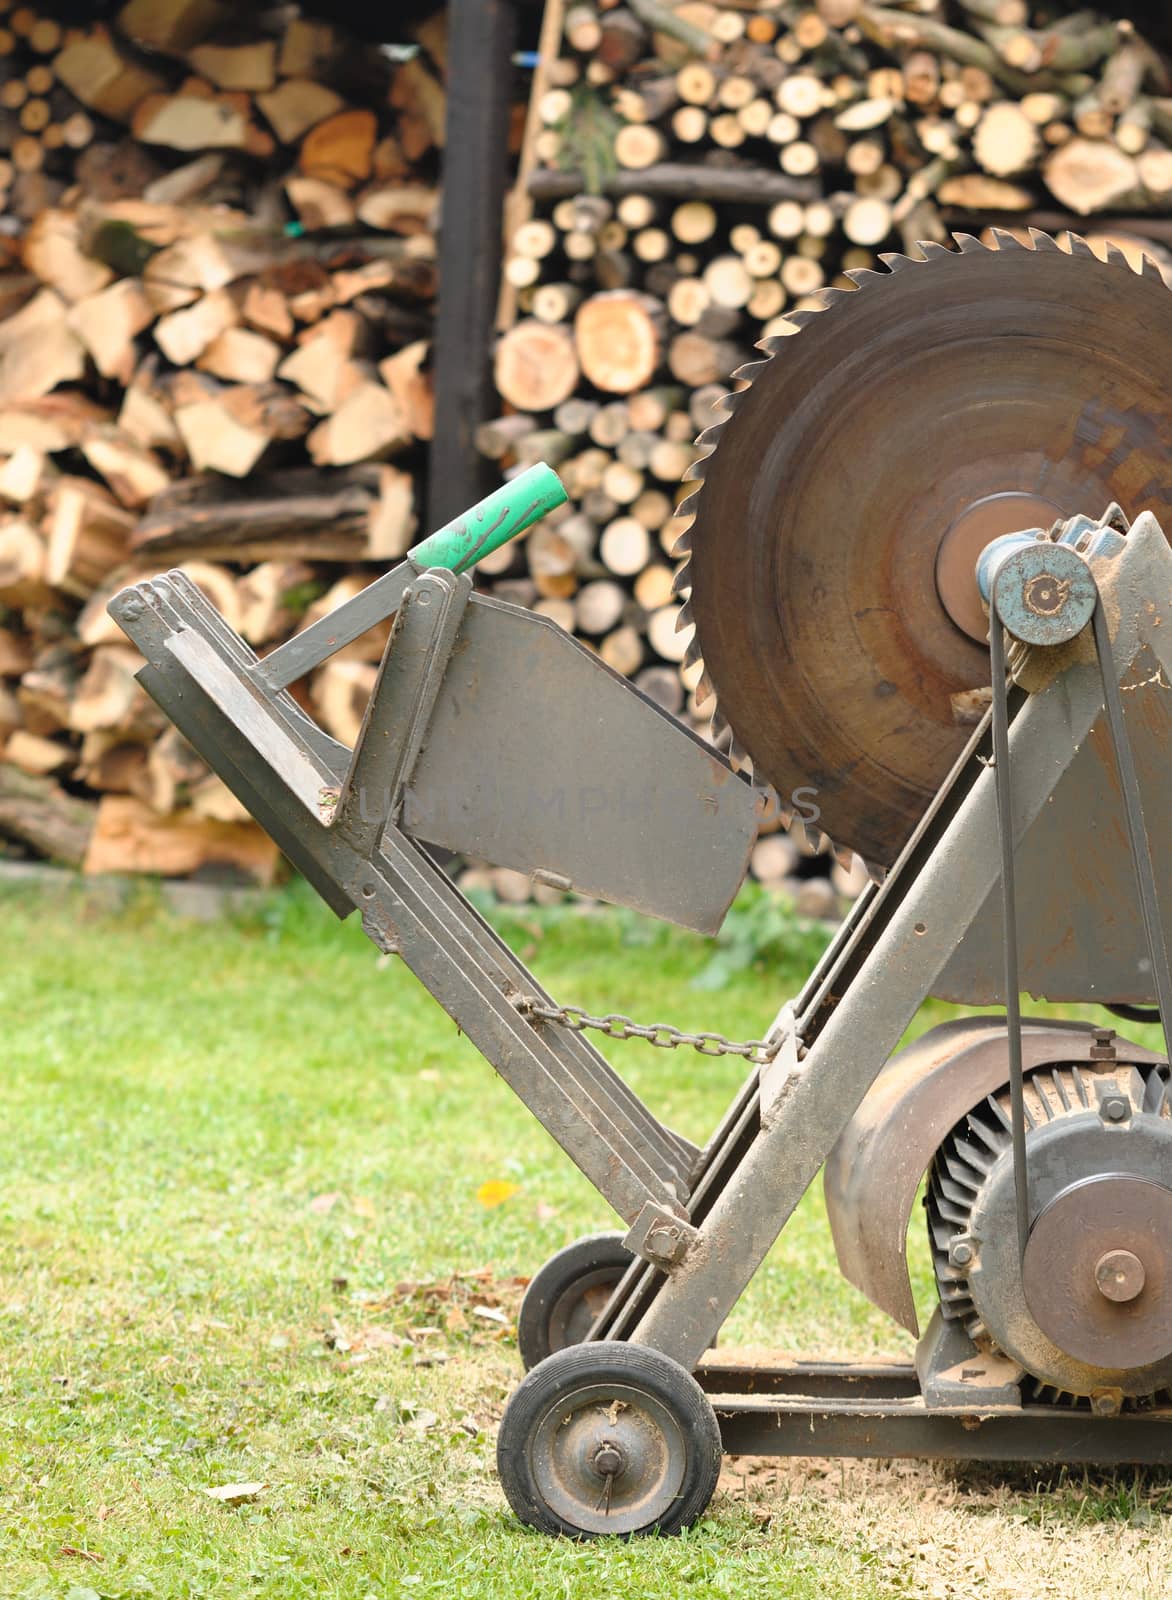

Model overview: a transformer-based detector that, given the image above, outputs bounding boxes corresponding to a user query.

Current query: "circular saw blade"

[680,232,1172,868]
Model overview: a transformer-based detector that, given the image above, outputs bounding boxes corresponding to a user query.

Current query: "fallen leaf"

[202,1482,266,1506]
[309,1192,341,1214]
[352,1195,376,1219]
[475,1179,519,1209]
[59,1545,103,1563]
[471,1304,508,1325]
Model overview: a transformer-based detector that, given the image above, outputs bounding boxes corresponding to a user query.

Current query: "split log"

[81,429,170,508]
[69,646,153,735]
[22,208,113,301]
[256,79,344,144]
[132,93,253,152]
[0,286,84,401]
[67,277,155,383]
[306,380,409,467]
[378,340,433,439]
[117,0,229,53]
[45,481,135,596]
[5,729,71,776]
[53,33,166,121]
[154,287,239,365]
[0,763,95,865]
[82,794,279,883]
[301,109,378,186]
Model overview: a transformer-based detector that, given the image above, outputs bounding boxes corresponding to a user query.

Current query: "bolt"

[1023,572,1071,617]
[1090,1387,1123,1417]
[1101,1096,1130,1124]
[592,1442,625,1479]
[645,1225,682,1264]
[949,1239,975,1268]
[1095,1248,1146,1304]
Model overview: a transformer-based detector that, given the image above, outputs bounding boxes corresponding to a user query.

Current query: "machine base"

[695,1353,1172,1464]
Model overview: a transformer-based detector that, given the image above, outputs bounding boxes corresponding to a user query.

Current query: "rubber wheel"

[496,1342,723,1538]
[517,1233,634,1371]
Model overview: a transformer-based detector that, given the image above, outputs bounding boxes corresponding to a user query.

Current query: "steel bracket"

[759,1003,802,1129]
[624,1201,702,1270]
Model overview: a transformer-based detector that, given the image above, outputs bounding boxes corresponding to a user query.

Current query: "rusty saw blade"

[678,231,1172,869]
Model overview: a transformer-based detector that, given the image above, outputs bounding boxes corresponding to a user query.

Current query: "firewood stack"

[473,0,1171,911]
[0,0,443,881]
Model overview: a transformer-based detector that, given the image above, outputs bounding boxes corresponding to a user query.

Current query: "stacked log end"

[476,0,1171,914]
[0,1,445,881]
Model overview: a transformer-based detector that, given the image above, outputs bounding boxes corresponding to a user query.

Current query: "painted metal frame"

[109,508,1172,1464]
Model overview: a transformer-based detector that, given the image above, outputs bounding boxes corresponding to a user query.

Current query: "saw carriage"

[110,231,1172,1538]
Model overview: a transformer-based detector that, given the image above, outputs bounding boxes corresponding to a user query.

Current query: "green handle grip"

[408,462,568,575]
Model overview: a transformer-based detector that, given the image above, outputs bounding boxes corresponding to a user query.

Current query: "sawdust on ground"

[720,1454,1172,1599]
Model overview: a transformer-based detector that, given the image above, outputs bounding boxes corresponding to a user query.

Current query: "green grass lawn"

[1,879,1169,1600]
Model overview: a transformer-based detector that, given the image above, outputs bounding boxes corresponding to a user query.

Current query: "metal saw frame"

[109,500,1172,1483]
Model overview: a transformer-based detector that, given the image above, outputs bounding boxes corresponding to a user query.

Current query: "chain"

[517,998,781,1064]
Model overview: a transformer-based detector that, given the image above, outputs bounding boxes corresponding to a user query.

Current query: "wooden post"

[428,0,518,532]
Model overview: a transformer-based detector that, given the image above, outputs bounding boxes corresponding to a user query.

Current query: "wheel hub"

[935,492,1064,645]
[530,1381,688,1536]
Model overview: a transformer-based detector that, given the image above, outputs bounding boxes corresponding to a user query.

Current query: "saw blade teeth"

[1026,227,1062,253]
[1064,231,1096,258]
[756,334,792,355]
[1101,241,1130,269]
[915,239,955,260]
[878,251,916,273]
[693,424,724,452]
[731,359,769,385]
[694,668,715,710]
[989,226,1027,252]
[1141,251,1167,283]
[832,844,854,872]
[802,822,825,854]
[845,267,884,287]
[709,705,729,743]
[670,523,692,557]
[861,858,887,885]
[671,562,691,598]
[952,232,987,254]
